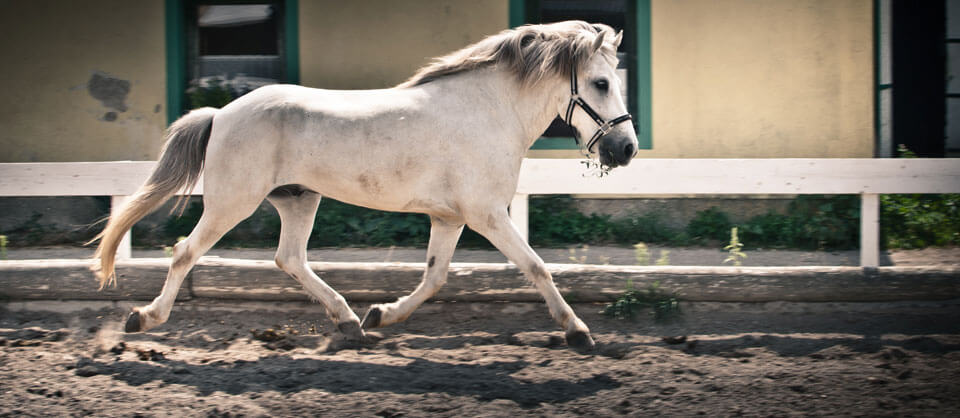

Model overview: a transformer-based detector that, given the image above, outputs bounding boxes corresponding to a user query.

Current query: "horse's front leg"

[468,208,596,351]
[362,217,464,329]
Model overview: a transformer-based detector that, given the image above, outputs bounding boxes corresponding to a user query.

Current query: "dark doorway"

[892,1,945,157]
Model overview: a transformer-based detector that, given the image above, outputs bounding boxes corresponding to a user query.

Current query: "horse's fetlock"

[155,311,170,324]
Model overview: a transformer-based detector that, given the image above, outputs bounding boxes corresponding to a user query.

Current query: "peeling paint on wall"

[87,71,130,113]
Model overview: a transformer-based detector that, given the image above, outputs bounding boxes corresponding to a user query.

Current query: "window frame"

[509,0,652,150]
[165,0,299,124]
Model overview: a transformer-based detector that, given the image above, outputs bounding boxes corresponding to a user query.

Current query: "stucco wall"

[0,0,872,163]
[532,0,874,159]
[0,0,167,163]
[299,0,509,89]
[648,0,874,158]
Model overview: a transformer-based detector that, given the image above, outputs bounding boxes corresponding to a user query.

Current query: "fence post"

[860,193,880,267]
[111,195,132,260]
[510,193,529,242]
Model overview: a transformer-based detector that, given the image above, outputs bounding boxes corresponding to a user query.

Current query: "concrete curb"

[1,257,958,303]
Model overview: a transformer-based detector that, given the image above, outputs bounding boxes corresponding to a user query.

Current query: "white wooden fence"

[2,159,958,267]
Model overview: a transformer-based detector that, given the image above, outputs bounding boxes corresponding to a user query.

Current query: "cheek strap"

[563,65,633,153]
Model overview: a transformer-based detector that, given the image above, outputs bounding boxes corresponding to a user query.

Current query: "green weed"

[633,243,650,265]
[601,281,681,321]
[654,249,671,266]
[723,227,747,266]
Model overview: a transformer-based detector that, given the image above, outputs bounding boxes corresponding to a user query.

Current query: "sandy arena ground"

[1,299,959,417]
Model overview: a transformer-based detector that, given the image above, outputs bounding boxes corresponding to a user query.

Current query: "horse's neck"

[428,69,565,150]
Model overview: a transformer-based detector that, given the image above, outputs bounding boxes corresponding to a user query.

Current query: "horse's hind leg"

[467,208,595,351]
[126,194,262,332]
[362,217,463,329]
[268,191,364,341]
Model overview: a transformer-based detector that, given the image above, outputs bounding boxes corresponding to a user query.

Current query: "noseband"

[563,65,633,154]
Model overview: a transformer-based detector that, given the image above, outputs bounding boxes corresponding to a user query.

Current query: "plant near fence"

[881,193,960,248]
[126,190,956,251]
[601,280,681,321]
[632,242,670,265]
[633,243,650,265]
[723,227,747,266]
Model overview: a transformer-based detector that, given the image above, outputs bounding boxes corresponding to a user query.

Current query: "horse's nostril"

[623,143,635,159]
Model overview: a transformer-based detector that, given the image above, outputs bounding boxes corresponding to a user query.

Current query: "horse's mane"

[398,21,618,88]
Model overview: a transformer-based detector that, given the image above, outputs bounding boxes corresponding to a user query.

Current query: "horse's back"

[223,84,427,121]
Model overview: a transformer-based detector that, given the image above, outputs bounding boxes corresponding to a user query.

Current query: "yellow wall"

[0,0,167,162]
[299,0,509,89]
[532,0,874,159]
[0,0,871,162]
[648,0,873,158]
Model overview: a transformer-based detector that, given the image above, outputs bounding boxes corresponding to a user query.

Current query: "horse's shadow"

[651,333,960,358]
[82,353,619,407]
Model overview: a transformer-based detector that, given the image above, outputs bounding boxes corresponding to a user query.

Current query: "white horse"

[92,21,638,350]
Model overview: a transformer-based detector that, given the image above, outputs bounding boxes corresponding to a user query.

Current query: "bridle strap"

[563,65,633,153]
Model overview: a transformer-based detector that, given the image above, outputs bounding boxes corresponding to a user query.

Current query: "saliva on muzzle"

[597,135,636,168]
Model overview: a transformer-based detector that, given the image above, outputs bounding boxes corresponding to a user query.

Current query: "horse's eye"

[593,79,609,93]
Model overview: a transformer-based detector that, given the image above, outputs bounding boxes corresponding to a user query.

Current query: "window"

[186,2,284,109]
[510,0,651,150]
[165,0,299,123]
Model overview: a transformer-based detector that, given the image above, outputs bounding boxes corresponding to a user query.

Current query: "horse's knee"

[526,262,550,281]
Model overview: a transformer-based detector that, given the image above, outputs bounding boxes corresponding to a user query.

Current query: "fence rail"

[2,159,959,267]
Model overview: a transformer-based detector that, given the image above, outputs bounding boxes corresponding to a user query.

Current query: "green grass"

[123,192,958,251]
[601,281,681,321]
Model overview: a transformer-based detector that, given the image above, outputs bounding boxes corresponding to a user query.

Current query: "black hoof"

[565,330,596,351]
[324,324,381,352]
[337,321,364,342]
[361,307,382,330]
[124,311,142,333]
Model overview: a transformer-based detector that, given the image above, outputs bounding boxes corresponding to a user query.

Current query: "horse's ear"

[591,31,604,53]
[613,30,623,48]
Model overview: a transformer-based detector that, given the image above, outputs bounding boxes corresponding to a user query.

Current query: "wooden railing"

[2,159,958,267]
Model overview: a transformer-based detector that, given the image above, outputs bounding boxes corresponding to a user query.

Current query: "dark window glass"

[186,3,284,109]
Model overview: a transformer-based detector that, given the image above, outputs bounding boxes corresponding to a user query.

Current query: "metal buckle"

[598,121,613,135]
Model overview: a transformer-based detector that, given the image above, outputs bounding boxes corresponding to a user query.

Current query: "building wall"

[532,0,874,159]
[299,0,509,89]
[0,0,872,162]
[0,0,167,162]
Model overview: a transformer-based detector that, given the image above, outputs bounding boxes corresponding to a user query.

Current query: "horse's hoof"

[337,321,364,342]
[124,311,142,333]
[324,323,380,352]
[565,330,596,352]
[361,306,382,330]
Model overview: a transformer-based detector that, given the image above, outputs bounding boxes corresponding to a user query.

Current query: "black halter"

[563,65,633,154]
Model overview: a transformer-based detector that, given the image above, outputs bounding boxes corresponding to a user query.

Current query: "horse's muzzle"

[599,136,637,168]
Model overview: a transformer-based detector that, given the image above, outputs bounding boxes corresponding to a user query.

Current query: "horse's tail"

[90,107,218,289]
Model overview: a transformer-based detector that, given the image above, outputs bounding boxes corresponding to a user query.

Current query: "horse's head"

[561,26,638,169]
